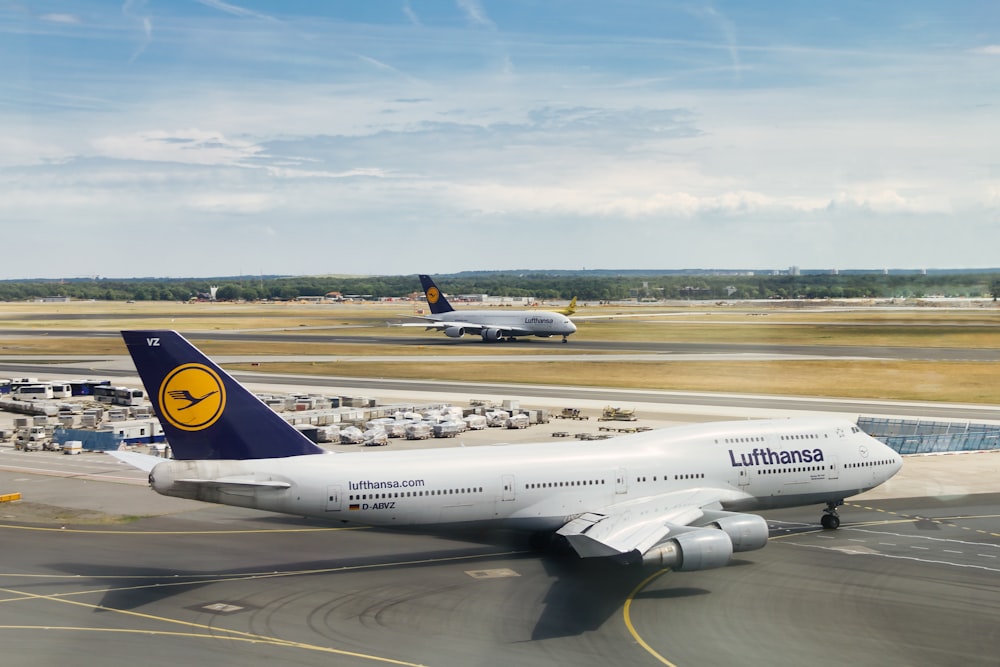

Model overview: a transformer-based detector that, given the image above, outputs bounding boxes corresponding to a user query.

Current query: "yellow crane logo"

[158,363,226,431]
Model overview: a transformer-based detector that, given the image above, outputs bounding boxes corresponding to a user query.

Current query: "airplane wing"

[569,311,711,320]
[391,319,523,335]
[556,488,730,558]
[391,318,471,329]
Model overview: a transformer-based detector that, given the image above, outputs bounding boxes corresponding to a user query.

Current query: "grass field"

[226,359,1000,404]
[2,300,999,403]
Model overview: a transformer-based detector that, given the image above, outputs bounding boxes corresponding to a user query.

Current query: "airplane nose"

[877,438,904,477]
[892,450,904,474]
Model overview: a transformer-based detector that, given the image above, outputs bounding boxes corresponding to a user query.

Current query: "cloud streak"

[194,0,278,22]
[122,0,153,62]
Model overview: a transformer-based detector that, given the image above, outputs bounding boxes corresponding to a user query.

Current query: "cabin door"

[615,468,628,495]
[501,475,516,501]
[326,485,342,511]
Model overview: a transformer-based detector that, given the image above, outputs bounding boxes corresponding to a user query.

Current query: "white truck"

[15,426,49,451]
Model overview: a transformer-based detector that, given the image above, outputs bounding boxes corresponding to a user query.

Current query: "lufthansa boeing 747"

[397,275,577,343]
[111,330,902,571]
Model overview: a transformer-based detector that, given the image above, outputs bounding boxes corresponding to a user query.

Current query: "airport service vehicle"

[110,330,902,570]
[13,384,54,401]
[14,426,48,451]
[397,275,577,343]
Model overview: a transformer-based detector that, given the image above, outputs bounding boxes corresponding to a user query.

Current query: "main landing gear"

[821,500,843,529]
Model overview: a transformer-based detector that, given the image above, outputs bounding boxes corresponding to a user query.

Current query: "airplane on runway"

[397,275,577,343]
[111,330,902,571]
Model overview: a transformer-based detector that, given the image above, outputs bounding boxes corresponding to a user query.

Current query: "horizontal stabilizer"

[176,477,292,490]
[106,450,163,473]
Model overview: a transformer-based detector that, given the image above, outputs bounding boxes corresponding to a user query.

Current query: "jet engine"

[698,510,769,552]
[481,328,503,341]
[640,528,733,571]
[444,326,465,338]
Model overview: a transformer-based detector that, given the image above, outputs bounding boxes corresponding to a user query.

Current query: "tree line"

[2,272,999,302]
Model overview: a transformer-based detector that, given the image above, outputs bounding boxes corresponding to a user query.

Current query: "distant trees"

[0,272,998,303]
[990,280,1000,301]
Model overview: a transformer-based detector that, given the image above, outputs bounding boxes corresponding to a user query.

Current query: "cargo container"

[463,414,488,430]
[363,427,389,446]
[432,421,465,438]
[339,426,364,444]
[404,422,432,440]
[505,414,530,429]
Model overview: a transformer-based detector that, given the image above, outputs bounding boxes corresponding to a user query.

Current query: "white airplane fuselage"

[149,417,901,531]
[430,309,576,339]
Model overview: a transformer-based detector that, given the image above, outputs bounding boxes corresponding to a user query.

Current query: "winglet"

[121,331,325,460]
[418,275,455,314]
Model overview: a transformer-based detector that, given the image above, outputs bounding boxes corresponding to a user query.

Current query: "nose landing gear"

[821,500,843,529]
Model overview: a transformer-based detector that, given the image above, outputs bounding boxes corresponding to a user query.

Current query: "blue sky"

[2,1,998,278]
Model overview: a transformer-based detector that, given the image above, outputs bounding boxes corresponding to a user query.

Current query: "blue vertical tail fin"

[121,330,325,460]
[418,274,455,314]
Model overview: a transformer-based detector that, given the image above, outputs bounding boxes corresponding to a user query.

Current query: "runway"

[0,479,996,667]
[4,326,1000,361]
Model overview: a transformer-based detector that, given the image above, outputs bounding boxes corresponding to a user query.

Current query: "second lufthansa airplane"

[399,274,577,342]
[111,330,902,571]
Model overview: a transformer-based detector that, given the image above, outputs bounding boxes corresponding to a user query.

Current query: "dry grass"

[0,336,596,357]
[227,359,1000,404]
[573,317,1000,347]
[4,300,999,347]
[4,300,1000,403]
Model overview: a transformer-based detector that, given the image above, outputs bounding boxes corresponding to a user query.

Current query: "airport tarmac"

[0,466,996,667]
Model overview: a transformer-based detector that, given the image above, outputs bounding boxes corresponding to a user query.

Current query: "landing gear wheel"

[821,499,843,529]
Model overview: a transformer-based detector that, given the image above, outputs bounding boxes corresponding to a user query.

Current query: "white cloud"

[970,45,1000,55]
[184,192,278,214]
[0,135,72,167]
[91,129,264,167]
[39,13,80,24]
[264,166,388,180]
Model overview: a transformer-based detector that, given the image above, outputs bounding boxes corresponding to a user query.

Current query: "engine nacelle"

[641,528,733,571]
[444,326,465,338]
[700,510,769,552]
[481,328,503,341]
